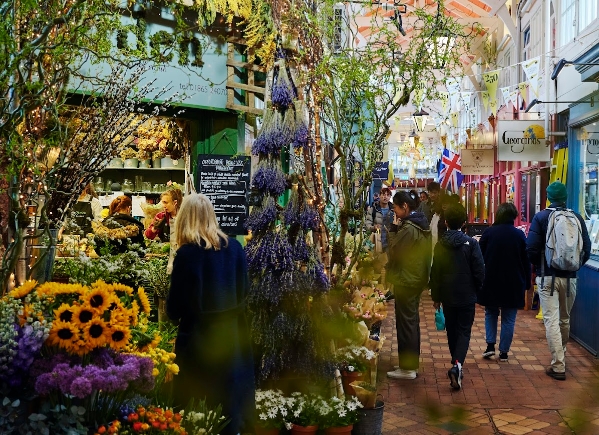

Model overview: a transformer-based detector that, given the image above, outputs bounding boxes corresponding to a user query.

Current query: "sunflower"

[36,282,86,297]
[8,280,38,299]
[82,287,113,314]
[82,318,109,349]
[47,320,80,351]
[53,303,77,323]
[137,287,151,315]
[73,305,95,327]
[129,301,140,326]
[108,324,132,350]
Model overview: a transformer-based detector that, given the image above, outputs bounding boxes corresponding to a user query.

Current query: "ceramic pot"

[108,158,123,168]
[152,158,162,168]
[138,159,151,168]
[341,371,364,397]
[161,156,181,168]
[290,424,318,434]
[324,425,353,434]
[124,158,139,168]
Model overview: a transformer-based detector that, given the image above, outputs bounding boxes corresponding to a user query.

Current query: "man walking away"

[430,203,485,391]
[418,182,441,223]
[526,182,591,381]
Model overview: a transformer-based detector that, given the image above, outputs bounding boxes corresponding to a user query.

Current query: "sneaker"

[499,352,508,362]
[546,367,566,381]
[447,365,462,390]
[385,291,394,301]
[482,344,495,359]
[387,368,417,379]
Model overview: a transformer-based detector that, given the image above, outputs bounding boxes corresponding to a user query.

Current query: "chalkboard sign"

[197,154,251,235]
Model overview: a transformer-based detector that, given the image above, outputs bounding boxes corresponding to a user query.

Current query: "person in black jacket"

[526,182,591,381]
[94,195,145,255]
[430,203,485,390]
[478,203,531,362]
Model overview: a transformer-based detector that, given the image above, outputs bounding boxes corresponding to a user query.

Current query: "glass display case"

[583,139,599,257]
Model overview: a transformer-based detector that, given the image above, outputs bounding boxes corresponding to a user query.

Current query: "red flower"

[133,422,143,432]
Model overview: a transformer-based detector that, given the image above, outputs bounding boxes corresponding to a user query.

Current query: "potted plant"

[334,345,377,396]
[285,392,325,434]
[146,256,171,322]
[319,396,363,434]
[158,119,188,168]
[152,149,165,168]
[255,389,289,435]
[137,148,152,168]
[120,146,139,168]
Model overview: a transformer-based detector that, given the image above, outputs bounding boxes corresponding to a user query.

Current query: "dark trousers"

[443,304,476,365]
[393,286,422,370]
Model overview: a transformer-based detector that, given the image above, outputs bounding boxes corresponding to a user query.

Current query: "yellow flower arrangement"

[54,303,77,323]
[83,318,110,348]
[137,287,151,315]
[8,280,38,299]
[47,320,80,352]
[83,286,114,314]
[36,281,86,297]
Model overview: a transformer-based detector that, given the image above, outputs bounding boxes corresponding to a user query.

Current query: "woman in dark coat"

[478,202,531,362]
[385,190,432,380]
[167,193,255,435]
[94,195,145,255]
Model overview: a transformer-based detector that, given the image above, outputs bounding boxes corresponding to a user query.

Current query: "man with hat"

[526,181,591,381]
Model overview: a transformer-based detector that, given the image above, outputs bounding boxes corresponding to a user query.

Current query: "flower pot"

[352,401,384,435]
[108,157,123,168]
[325,425,353,434]
[341,371,364,397]
[254,426,280,435]
[124,158,139,168]
[161,156,181,168]
[291,424,318,434]
[152,158,162,168]
[138,159,152,168]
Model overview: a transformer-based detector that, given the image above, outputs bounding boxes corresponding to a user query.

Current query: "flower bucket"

[351,401,384,435]
[161,156,180,168]
[341,371,364,397]
[152,158,162,168]
[124,158,139,168]
[108,157,123,168]
[325,425,353,434]
[290,424,318,434]
[138,159,152,168]
[254,427,280,435]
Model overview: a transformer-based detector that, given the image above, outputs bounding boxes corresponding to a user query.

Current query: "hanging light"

[408,129,420,147]
[412,109,429,132]
[425,2,456,69]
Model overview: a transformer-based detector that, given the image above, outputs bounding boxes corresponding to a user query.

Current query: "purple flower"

[300,207,320,231]
[252,165,287,197]
[70,376,92,398]
[271,67,295,109]
[245,197,277,233]
[292,122,309,149]
[245,232,294,274]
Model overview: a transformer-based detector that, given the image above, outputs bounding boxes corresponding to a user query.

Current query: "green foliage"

[0,398,88,435]
[145,256,171,298]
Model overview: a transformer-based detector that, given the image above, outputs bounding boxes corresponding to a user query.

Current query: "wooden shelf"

[104,167,185,171]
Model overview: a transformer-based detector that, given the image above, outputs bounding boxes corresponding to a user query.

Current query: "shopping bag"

[435,307,445,331]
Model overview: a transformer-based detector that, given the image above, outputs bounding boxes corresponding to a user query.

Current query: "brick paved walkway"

[376,293,599,434]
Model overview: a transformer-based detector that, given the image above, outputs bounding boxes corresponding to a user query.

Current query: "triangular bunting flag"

[482,70,500,102]
[522,57,540,97]
[482,91,490,111]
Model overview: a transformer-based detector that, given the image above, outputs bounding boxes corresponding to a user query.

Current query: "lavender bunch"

[252,111,289,155]
[248,271,296,308]
[300,206,320,231]
[252,161,287,196]
[252,109,275,155]
[245,232,295,274]
[283,195,300,226]
[245,196,277,233]
[271,61,295,109]
[292,100,309,149]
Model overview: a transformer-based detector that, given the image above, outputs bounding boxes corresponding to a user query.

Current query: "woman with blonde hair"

[145,188,183,273]
[167,193,255,435]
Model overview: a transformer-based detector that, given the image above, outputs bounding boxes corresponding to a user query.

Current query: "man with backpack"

[526,181,591,381]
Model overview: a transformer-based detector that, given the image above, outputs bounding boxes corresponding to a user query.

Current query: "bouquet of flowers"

[334,345,377,374]
[255,389,290,430]
[343,283,387,328]
[284,392,325,429]
[318,396,363,429]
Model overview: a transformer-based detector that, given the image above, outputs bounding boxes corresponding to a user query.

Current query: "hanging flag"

[489,98,498,116]
[518,82,528,105]
[500,86,511,106]
[413,82,425,108]
[482,70,500,101]
[461,92,473,111]
[522,57,540,97]
[509,90,520,110]
[438,148,464,193]
[387,161,395,187]
[481,91,490,111]
[439,92,450,115]
[450,112,459,127]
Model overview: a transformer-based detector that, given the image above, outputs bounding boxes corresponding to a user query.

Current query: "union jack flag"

[438,148,464,192]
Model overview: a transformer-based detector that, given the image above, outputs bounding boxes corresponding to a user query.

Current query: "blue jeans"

[485,307,518,353]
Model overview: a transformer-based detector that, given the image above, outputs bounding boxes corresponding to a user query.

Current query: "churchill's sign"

[460,148,495,175]
[497,120,550,161]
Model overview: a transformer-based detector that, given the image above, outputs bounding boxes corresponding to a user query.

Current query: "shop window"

[579,0,598,33]
[559,0,577,46]
[581,125,599,256]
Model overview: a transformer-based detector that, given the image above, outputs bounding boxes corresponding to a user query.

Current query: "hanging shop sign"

[72,8,238,111]
[372,161,389,179]
[198,154,251,235]
[497,120,550,161]
[460,149,495,175]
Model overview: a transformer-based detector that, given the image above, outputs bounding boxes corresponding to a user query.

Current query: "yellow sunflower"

[82,287,113,314]
[82,318,109,349]
[54,303,77,323]
[36,282,86,297]
[129,300,140,326]
[137,287,151,315]
[8,280,38,299]
[47,320,80,351]
[72,305,95,327]
[108,324,132,350]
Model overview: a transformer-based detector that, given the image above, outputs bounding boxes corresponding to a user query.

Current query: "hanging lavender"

[271,60,295,109]
[283,188,300,226]
[300,205,320,231]
[245,231,295,274]
[292,100,309,149]
[252,108,275,155]
[244,196,277,233]
[252,160,287,196]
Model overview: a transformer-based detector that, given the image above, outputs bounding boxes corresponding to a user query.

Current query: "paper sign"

[497,120,550,161]
[461,149,495,175]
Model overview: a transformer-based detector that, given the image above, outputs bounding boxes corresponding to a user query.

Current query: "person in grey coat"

[478,203,531,362]
[365,187,394,251]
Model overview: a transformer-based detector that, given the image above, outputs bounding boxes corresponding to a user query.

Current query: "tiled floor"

[376,293,599,434]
